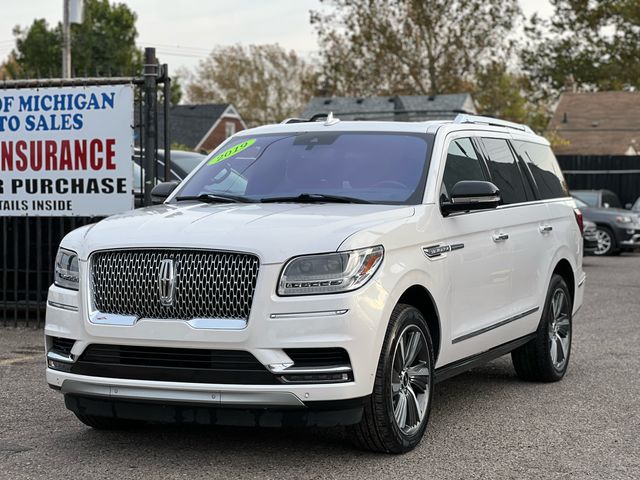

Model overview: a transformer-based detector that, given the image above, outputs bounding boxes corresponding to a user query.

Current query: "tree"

[522,0,640,96]
[184,44,319,126]
[6,0,140,78]
[310,0,521,97]
[473,62,548,134]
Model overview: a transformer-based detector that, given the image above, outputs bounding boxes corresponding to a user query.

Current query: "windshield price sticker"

[208,139,256,166]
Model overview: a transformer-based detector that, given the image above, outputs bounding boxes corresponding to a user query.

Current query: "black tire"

[511,274,572,382]
[348,304,434,453]
[74,413,144,430]
[594,226,617,256]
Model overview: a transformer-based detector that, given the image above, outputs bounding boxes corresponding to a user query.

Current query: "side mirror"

[150,181,179,204]
[441,180,501,217]
[625,203,632,210]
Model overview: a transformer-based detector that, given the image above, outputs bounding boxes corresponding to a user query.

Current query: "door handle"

[539,224,553,233]
[492,232,509,242]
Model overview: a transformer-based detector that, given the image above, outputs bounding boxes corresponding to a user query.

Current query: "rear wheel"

[74,413,144,430]
[594,226,616,256]
[348,304,434,453]
[512,274,572,382]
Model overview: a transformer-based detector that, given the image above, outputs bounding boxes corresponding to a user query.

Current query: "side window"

[481,138,529,205]
[441,137,486,198]
[513,141,569,199]
[602,192,621,209]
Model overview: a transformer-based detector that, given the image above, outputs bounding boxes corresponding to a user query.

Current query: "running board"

[434,333,536,384]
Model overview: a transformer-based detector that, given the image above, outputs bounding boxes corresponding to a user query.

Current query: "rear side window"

[480,138,529,205]
[441,138,486,197]
[514,141,569,199]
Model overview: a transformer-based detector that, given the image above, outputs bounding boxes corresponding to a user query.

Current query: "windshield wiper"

[259,193,372,204]
[175,193,256,203]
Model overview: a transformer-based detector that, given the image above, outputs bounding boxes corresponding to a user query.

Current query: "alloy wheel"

[548,288,571,371]
[594,229,612,255]
[390,325,431,435]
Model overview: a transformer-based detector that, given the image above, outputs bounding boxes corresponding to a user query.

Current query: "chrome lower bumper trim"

[267,364,353,374]
[47,351,75,364]
[621,233,640,247]
[89,311,247,330]
[59,379,305,407]
[269,309,348,319]
[48,301,78,312]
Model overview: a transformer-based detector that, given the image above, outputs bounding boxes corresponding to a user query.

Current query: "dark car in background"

[133,149,205,207]
[583,220,598,255]
[572,189,623,210]
[572,195,640,256]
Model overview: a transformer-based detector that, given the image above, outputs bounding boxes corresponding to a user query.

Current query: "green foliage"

[184,44,319,126]
[311,0,522,96]
[5,0,140,78]
[522,0,640,96]
[473,62,549,134]
[170,142,192,152]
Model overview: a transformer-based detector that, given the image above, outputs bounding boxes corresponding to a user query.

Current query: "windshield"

[572,191,598,207]
[174,132,432,204]
[573,197,588,208]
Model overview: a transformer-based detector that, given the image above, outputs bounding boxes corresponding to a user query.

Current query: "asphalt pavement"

[1,255,639,479]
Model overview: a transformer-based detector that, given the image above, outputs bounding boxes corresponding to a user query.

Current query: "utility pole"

[62,0,71,78]
[62,0,82,78]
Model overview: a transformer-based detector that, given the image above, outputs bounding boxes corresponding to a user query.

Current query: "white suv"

[46,114,585,453]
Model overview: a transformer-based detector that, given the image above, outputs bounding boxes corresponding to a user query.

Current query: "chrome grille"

[90,250,260,320]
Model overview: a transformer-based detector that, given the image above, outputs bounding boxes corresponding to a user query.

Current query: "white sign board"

[0,84,134,216]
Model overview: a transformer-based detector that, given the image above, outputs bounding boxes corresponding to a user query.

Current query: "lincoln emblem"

[158,258,176,306]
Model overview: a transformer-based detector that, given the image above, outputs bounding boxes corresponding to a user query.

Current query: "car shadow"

[66,358,523,457]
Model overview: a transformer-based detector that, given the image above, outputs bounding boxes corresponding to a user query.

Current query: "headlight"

[615,215,632,224]
[278,246,384,296]
[54,248,79,290]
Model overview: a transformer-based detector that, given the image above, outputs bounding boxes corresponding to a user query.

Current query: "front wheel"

[594,226,616,256]
[511,274,572,382]
[348,304,434,453]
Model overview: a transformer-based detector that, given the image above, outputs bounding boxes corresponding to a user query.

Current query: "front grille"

[50,336,75,356]
[285,348,351,367]
[71,344,277,384]
[90,249,260,320]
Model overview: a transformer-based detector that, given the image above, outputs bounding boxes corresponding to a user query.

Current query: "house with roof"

[300,93,476,122]
[157,104,247,152]
[547,91,640,156]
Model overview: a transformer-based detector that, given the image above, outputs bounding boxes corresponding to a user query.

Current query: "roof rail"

[453,114,534,134]
[281,112,340,126]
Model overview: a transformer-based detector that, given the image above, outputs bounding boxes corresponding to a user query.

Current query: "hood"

[67,202,415,264]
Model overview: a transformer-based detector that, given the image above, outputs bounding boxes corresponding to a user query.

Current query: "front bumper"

[620,232,640,249]
[45,261,391,412]
[63,393,366,427]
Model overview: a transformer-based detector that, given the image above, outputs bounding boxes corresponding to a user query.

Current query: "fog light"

[47,359,72,372]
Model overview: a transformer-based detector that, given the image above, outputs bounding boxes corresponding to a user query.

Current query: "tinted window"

[481,138,528,205]
[572,191,599,207]
[441,138,486,197]
[514,141,569,199]
[177,132,432,205]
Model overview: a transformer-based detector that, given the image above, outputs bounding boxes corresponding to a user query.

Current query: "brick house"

[158,104,247,152]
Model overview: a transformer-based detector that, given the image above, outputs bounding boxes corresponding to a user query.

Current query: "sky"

[0,0,554,74]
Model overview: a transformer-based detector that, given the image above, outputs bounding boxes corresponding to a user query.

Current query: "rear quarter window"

[513,141,569,200]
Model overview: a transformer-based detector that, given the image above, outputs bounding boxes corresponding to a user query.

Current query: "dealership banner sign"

[0,84,133,216]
